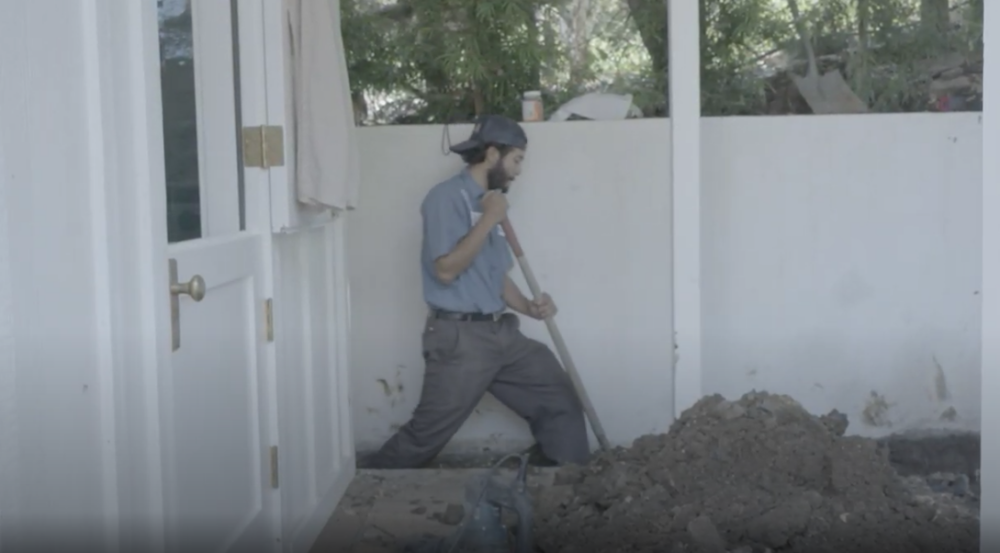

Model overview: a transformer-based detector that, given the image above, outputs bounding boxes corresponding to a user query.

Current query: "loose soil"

[533,391,979,553]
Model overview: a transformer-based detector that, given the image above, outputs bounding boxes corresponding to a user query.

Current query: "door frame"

[93,0,279,551]
[258,1,358,550]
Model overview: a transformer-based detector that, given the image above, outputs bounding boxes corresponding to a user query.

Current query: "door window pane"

[157,0,201,243]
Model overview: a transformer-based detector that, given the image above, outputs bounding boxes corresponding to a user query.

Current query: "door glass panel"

[157,0,201,243]
[157,0,245,243]
[230,0,247,233]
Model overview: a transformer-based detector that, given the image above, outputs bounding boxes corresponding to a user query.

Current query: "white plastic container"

[521,91,544,122]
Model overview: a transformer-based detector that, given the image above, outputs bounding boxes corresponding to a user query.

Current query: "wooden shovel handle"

[499,218,612,451]
[500,220,524,257]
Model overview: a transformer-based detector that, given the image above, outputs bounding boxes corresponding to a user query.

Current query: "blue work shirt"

[421,169,513,313]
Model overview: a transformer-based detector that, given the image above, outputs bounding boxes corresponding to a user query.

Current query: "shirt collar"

[459,168,485,199]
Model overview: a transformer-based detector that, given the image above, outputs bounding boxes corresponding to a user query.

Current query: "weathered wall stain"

[375,366,408,408]
[932,355,950,401]
[376,378,392,396]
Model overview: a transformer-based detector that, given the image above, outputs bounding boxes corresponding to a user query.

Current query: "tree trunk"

[528,4,542,90]
[565,0,593,84]
[920,0,950,33]
[624,0,668,112]
[853,0,871,102]
[857,0,869,47]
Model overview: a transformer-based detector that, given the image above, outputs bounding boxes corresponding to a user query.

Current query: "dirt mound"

[534,391,978,553]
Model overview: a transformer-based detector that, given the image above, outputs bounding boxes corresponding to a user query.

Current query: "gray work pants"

[367,313,590,468]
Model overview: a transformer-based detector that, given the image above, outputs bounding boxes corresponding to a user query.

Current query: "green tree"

[342,0,984,124]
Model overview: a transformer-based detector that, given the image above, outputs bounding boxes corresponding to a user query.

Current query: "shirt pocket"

[486,232,506,276]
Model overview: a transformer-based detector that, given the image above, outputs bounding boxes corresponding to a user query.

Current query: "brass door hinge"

[269,445,279,489]
[242,125,285,168]
[264,298,274,342]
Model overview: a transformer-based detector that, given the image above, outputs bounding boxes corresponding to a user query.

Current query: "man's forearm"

[503,275,532,315]
[433,218,495,284]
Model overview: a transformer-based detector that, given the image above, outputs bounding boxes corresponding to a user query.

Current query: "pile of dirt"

[534,391,979,553]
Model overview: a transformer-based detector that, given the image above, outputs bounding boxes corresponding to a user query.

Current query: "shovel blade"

[792,70,868,114]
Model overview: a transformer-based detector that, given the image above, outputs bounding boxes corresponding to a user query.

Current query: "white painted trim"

[297,236,319,499]
[0,13,20,548]
[189,0,243,236]
[237,0,270,233]
[330,215,357,460]
[287,218,355,553]
[260,4,355,546]
[668,0,703,418]
[275,216,338,234]
[264,0,295,232]
[81,1,122,550]
[234,0,284,544]
[981,2,999,551]
[104,0,172,550]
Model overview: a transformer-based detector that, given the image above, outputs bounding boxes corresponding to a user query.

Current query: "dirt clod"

[431,503,464,526]
[686,515,727,553]
[535,391,978,553]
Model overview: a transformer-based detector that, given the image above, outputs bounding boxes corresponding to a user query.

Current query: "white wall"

[348,114,983,453]
[0,2,120,549]
[702,114,983,436]
[348,120,675,454]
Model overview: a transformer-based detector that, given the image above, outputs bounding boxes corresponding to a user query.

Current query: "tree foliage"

[341,0,984,124]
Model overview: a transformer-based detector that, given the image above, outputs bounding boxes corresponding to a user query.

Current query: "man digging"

[361,115,591,469]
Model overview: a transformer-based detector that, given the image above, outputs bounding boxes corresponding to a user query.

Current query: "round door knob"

[170,274,206,302]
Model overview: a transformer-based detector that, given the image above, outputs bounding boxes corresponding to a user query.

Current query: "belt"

[431,309,504,322]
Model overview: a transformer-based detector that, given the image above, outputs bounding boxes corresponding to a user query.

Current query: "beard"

[486,159,512,193]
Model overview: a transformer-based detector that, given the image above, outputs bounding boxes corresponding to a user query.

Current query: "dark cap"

[449,114,528,155]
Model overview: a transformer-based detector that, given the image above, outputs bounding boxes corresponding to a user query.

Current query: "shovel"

[500,219,612,451]
[786,0,868,114]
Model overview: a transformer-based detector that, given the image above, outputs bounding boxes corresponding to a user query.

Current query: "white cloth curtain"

[287,0,360,211]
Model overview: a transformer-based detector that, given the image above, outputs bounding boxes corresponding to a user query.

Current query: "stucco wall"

[702,114,982,437]
[348,114,983,454]
[348,120,674,454]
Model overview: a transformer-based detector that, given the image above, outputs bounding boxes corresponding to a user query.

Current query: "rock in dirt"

[686,515,727,553]
[534,391,979,553]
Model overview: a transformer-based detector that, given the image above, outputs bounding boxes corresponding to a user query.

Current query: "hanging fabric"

[287,0,360,211]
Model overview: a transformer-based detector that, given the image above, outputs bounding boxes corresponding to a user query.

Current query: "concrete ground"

[311,468,556,553]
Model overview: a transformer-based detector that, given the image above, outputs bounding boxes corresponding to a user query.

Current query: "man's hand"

[528,293,558,320]
[481,190,509,226]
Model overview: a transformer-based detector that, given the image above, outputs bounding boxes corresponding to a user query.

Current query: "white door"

[155,1,278,552]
